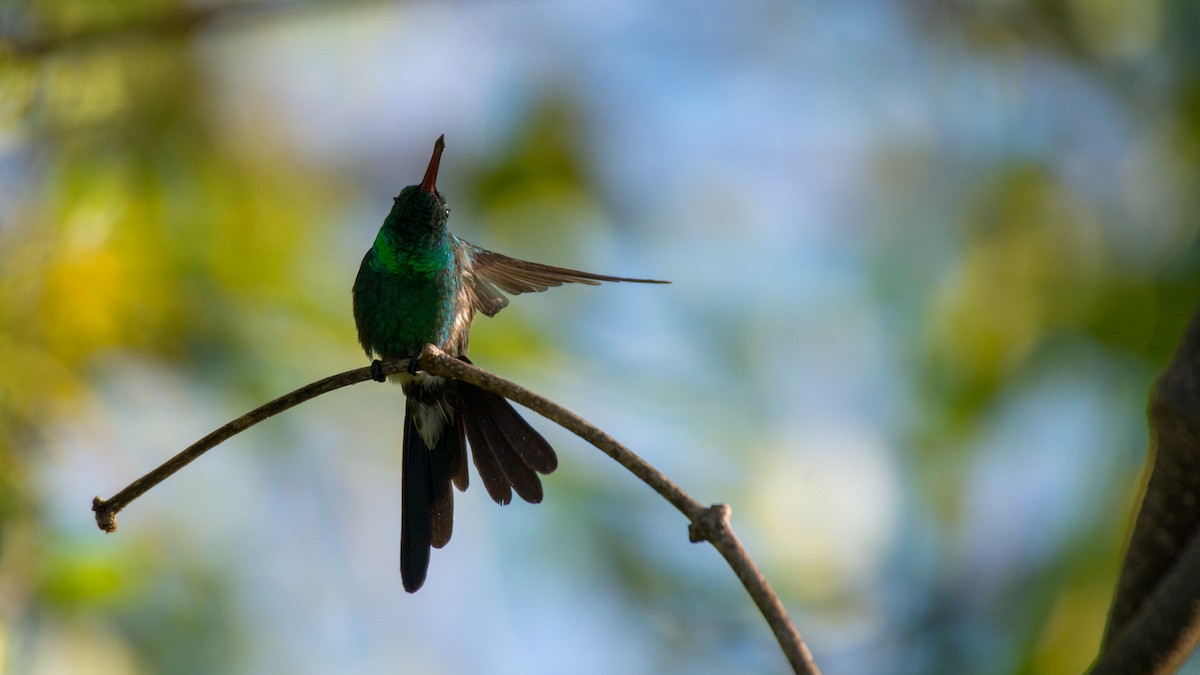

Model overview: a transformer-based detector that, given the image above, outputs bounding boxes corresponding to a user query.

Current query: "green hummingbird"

[352,135,667,592]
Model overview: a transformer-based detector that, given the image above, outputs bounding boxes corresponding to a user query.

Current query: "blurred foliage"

[1,0,1200,673]
[889,1,1200,672]
[1,1,344,672]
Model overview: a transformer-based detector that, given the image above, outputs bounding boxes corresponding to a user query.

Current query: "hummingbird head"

[386,135,449,234]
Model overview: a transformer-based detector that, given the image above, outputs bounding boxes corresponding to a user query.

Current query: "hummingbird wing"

[463,243,669,317]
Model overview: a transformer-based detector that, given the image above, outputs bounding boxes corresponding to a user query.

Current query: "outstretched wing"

[462,241,669,317]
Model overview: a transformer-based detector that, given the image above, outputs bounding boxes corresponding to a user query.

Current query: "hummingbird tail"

[399,364,556,592]
[429,411,467,549]
[400,397,467,593]
[458,380,558,506]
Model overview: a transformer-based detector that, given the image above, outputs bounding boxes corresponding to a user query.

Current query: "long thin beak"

[419,135,446,194]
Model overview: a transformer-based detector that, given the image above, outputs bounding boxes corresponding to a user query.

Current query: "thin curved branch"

[415,345,819,675]
[92,348,820,674]
[92,365,378,531]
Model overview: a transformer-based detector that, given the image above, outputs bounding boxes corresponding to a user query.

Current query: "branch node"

[689,503,732,543]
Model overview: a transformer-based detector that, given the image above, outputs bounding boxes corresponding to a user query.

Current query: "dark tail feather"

[401,400,432,593]
[459,382,558,505]
[429,412,465,550]
[460,398,514,505]
[460,386,543,503]
[449,412,469,492]
[459,356,557,474]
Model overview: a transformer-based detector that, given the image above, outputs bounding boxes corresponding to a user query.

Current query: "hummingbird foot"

[407,352,423,376]
[371,360,387,383]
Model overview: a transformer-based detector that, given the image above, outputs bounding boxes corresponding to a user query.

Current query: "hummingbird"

[352,135,667,592]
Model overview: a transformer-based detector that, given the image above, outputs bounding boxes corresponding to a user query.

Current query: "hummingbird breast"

[351,243,469,360]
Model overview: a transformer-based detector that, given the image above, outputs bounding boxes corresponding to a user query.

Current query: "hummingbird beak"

[419,135,446,195]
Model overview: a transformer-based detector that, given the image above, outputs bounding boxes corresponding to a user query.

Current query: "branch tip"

[92,496,118,533]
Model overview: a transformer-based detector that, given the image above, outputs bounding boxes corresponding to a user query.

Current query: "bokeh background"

[3,1,1200,673]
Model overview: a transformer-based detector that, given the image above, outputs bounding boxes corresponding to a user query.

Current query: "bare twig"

[92,348,820,674]
[92,365,378,531]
